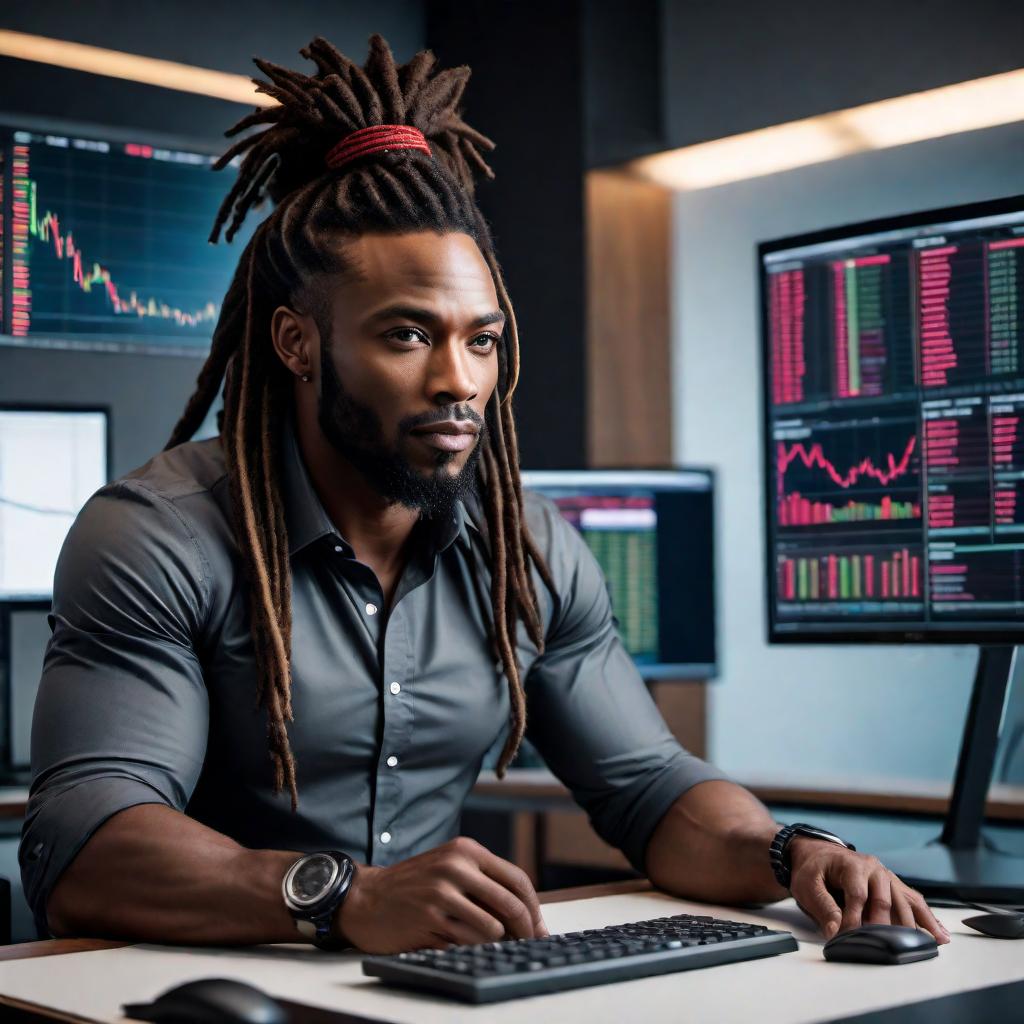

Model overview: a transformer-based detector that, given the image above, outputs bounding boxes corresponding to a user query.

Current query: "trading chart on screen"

[0,123,252,353]
[763,198,1024,635]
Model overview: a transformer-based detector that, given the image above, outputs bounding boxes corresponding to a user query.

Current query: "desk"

[1,881,1022,1024]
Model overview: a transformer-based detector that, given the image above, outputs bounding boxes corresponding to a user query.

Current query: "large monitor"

[0,407,108,600]
[0,116,253,354]
[761,194,1024,643]
[759,194,1024,901]
[521,469,716,679]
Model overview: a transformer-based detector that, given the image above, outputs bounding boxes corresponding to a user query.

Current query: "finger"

[891,886,915,928]
[475,850,548,937]
[863,870,894,925]
[458,869,537,939]
[905,887,951,944]
[839,866,870,933]
[436,888,506,944]
[791,872,843,939]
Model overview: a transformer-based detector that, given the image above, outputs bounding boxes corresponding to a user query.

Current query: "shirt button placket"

[375,605,407,864]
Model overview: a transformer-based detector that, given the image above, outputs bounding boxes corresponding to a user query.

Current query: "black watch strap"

[769,823,856,889]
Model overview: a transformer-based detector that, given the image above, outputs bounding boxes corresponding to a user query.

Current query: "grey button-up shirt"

[20,419,724,935]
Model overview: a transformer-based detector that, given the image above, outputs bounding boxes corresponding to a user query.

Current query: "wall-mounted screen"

[0,120,252,354]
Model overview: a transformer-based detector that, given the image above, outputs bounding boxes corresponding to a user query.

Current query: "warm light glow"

[631,68,1024,190]
[0,30,273,106]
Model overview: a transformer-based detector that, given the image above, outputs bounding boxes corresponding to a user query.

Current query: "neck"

[293,406,419,571]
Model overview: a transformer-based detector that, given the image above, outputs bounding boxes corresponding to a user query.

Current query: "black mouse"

[963,912,1024,939]
[823,924,939,965]
[122,977,287,1024]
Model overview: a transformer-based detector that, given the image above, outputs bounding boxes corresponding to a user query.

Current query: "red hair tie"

[324,124,431,170]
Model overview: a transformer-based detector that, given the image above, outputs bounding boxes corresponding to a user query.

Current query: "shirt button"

[334,545,344,554]
[386,755,399,768]
[389,681,401,695]
[380,831,392,844]
[365,602,378,616]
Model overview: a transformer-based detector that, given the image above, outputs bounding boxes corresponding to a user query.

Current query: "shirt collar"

[281,415,482,559]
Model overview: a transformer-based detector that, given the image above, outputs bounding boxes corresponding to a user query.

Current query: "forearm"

[46,804,301,944]
[644,780,788,905]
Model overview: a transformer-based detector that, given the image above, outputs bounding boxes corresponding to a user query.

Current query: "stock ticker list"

[766,219,1024,629]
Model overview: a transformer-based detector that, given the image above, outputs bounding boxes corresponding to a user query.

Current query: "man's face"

[312,231,502,517]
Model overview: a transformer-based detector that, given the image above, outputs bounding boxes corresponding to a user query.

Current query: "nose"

[427,337,478,406]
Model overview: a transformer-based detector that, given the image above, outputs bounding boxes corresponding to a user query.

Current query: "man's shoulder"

[119,435,229,505]
[78,436,234,567]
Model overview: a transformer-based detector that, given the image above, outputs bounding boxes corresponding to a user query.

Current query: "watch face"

[287,854,339,907]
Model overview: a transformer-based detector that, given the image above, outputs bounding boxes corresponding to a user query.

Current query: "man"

[21,34,948,952]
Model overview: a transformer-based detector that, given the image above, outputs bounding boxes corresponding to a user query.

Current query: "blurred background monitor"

[0,117,253,355]
[521,469,716,679]
[0,407,108,601]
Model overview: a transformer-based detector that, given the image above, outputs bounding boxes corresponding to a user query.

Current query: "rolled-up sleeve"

[19,480,211,936]
[524,495,728,873]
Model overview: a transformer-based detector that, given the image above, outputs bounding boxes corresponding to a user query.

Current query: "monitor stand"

[881,645,1024,904]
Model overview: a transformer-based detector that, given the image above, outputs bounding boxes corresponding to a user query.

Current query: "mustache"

[400,407,485,434]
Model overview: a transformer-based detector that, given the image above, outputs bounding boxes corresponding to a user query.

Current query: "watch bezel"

[282,852,342,909]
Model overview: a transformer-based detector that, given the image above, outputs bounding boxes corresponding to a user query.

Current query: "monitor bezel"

[520,465,718,679]
[758,191,1024,645]
[0,111,245,356]
[0,402,112,605]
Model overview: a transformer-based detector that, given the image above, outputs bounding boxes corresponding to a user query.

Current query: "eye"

[471,333,499,352]
[387,326,428,346]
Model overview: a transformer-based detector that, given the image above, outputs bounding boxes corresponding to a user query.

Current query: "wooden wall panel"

[585,170,673,467]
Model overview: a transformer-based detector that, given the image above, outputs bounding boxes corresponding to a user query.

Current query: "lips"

[410,420,479,453]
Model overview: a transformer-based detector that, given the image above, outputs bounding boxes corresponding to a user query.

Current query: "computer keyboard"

[362,912,799,1003]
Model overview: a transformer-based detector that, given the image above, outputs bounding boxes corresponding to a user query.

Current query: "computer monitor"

[521,469,716,679]
[0,407,108,600]
[0,116,254,354]
[759,193,1024,900]
[762,196,1024,642]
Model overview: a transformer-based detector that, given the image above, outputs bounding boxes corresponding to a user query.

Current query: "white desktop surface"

[0,890,1021,1024]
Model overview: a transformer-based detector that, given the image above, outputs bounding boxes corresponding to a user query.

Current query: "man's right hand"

[336,836,548,954]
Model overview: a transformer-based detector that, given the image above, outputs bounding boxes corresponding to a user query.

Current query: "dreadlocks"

[165,34,554,809]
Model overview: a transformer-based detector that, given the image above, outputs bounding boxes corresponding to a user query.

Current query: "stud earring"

[301,374,311,382]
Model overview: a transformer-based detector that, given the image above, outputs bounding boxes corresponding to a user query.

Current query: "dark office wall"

[583,0,1024,167]
[426,0,587,470]
[0,1,424,145]
[662,0,1024,150]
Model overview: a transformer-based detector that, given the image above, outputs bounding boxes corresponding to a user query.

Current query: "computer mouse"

[822,924,939,965]
[121,977,287,1024]
[963,912,1024,939]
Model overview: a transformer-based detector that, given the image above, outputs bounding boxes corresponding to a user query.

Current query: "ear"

[270,305,317,379]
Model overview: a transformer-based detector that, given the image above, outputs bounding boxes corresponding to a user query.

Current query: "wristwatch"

[769,823,856,889]
[282,850,355,949]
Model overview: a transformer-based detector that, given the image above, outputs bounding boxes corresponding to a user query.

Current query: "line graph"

[777,435,917,492]
[776,416,921,530]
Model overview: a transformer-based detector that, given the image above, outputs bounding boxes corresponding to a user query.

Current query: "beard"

[316,353,486,519]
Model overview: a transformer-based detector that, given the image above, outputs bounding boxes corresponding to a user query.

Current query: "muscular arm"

[46,805,548,952]
[644,780,785,905]
[644,779,948,944]
[46,804,300,944]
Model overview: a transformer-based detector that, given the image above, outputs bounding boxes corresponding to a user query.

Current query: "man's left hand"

[787,838,950,944]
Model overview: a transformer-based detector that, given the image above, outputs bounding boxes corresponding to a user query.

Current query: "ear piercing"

[301,374,311,382]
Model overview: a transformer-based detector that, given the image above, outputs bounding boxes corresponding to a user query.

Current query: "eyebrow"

[365,303,506,331]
